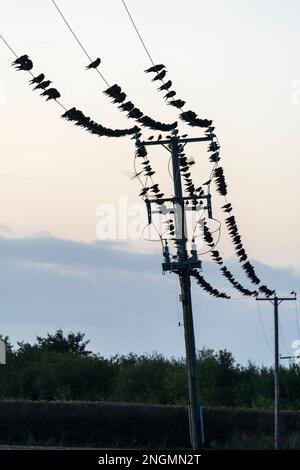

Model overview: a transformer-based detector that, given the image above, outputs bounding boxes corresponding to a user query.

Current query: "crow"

[157,80,172,92]
[34,80,52,90]
[86,58,101,69]
[40,88,61,101]
[29,73,45,84]
[152,70,167,81]
[164,91,176,100]
[145,64,166,73]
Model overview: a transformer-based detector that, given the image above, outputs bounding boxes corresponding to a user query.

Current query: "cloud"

[0,235,299,365]
[0,225,12,236]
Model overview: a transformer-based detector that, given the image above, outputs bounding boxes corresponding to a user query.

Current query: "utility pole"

[140,129,212,450]
[256,294,296,450]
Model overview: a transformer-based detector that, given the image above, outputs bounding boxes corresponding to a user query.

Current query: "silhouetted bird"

[164,91,176,100]
[181,134,188,138]
[169,99,186,109]
[34,80,52,90]
[152,70,167,81]
[40,88,61,101]
[12,55,29,66]
[139,188,149,196]
[145,64,166,73]
[86,58,101,69]
[147,136,154,140]
[158,81,172,92]
[29,73,45,84]
[14,57,33,71]
[119,101,135,112]
[157,134,162,141]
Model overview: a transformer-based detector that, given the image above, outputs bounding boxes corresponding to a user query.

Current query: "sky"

[0,0,300,364]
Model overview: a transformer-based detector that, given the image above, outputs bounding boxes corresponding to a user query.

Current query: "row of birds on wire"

[11,54,140,138]
[103,83,177,132]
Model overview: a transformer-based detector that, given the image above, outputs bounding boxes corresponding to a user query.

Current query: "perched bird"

[33,80,52,90]
[29,73,45,84]
[147,136,154,141]
[181,134,188,138]
[152,70,167,81]
[169,99,186,109]
[139,188,149,196]
[158,80,172,92]
[86,58,101,69]
[40,88,61,101]
[14,58,33,71]
[12,54,29,66]
[164,91,176,100]
[157,134,162,141]
[145,64,166,73]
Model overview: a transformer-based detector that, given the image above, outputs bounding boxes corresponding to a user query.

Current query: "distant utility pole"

[141,129,212,450]
[256,295,296,450]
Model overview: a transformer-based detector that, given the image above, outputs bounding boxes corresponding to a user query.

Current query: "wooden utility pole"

[256,295,296,450]
[141,129,212,450]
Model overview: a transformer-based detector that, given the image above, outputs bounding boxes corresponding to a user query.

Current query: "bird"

[139,188,149,196]
[145,64,166,73]
[14,58,33,71]
[147,136,154,141]
[29,73,45,85]
[157,134,162,141]
[152,70,167,81]
[157,81,172,92]
[164,91,176,100]
[168,99,186,109]
[12,54,29,66]
[181,134,188,138]
[86,58,101,69]
[40,88,61,101]
[33,80,52,90]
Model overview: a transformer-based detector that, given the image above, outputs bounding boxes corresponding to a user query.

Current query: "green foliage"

[0,330,300,411]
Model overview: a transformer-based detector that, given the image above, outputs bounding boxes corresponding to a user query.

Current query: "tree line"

[0,330,299,409]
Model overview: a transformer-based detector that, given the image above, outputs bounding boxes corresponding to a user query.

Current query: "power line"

[279,318,291,355]
[51,0,110,86]
[121,0,155,67]
[256,300,273,355]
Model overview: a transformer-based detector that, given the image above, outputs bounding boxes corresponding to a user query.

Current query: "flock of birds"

[11,53,275,299]
[139,63,275,298]
[12,55,60,101]
[12,54,140,138]
[103,83,177,132]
